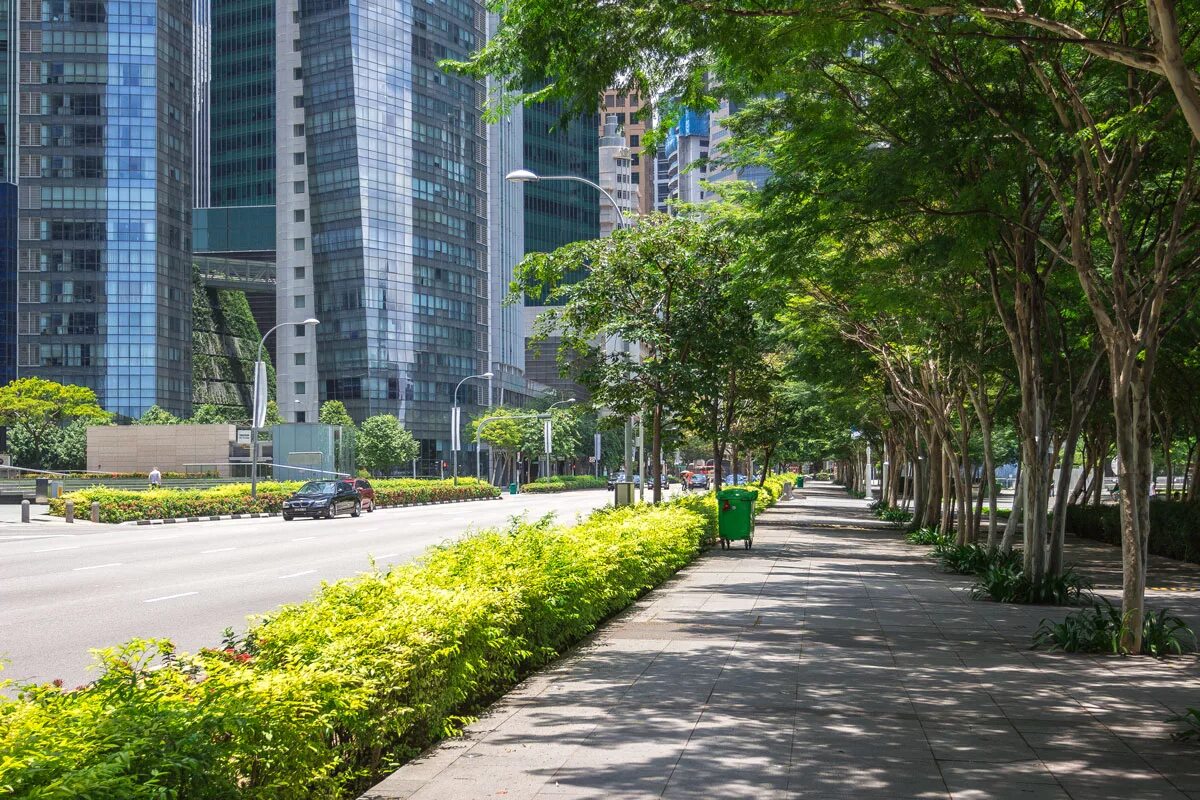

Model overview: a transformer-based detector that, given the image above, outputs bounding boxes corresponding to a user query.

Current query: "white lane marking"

[200,547,237,554]
[291,536,316,542]
[34,545,80,553]
[73,562,121,571]
[375,552,400,560]
[277,570,316,579]
[143,591,199,604]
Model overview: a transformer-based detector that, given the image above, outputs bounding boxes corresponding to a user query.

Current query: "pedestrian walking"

[149,467,162,489]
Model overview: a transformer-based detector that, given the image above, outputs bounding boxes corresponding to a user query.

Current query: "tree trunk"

[1002,462,1024,553]
[651,402,663,504]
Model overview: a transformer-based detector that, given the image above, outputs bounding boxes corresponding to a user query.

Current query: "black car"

[282,480,361,520]
[688,473,710,490]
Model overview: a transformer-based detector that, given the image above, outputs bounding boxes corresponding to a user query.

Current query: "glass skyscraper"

[0,0,17,384]
[210,0,272,206]
[15,0,193,417]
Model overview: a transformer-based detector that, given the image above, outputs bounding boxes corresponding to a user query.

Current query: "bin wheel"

[745,538,752,550]
[720,538,728,550]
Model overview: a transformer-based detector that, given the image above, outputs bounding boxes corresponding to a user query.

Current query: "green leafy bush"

[0,491,783,797]
[521,475,607,493]
[1065,501,1200,564]
[906,527,950,546]
[932,542,1021,575]
[1169,708,1200,741]
[879,507,913,525]
[50,478,499,523]
[1034,599,1194,656]
[971,564,1092,605]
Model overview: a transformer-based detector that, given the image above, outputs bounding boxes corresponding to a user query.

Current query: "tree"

[516,214,740,501]
[189,404,238,424]
[265,400,284,427]
[137,405,181,426]
[0,378,109,468]
[51,419,91,471]
[318,400,355,430]
[357,415,419,475]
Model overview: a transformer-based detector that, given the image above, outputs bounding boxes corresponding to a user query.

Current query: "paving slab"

[361,483,1200,800]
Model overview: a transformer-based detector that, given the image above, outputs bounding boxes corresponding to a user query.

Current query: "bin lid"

[717,488,758,500]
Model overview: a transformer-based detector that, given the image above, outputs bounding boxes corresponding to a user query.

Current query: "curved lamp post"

[251,317,319,499]
[452,371,493,485]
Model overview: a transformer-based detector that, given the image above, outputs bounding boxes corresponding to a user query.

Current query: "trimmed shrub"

[1064,501,1200,564]
[520,475,607,493]
[51,478,500,523]
[1034,599,1194,656]
[0,491,781,797]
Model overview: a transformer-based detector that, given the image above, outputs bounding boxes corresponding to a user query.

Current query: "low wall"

[87,424,236,476]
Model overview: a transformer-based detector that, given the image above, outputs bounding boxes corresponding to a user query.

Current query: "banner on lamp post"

[451,406,461,451]
[594,432,601,461]
[252,361,268,428]
[543,418,552,454]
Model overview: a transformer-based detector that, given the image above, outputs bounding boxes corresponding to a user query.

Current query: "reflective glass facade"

[523,101,598,257]
[18,0,193,417]
[301,0,487,463]
[0,0,16,383]
[210,0,272,206]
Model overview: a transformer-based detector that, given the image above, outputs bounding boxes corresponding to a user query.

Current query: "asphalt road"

[0,490,639,688]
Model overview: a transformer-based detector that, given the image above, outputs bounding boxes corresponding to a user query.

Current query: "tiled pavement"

[362,484,1200,800]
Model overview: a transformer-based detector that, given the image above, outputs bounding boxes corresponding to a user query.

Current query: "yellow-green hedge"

[49,478,499,523]
[3,492,781,797]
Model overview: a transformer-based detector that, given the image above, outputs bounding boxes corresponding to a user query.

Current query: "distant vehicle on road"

[688,473,710,490]
[282,480,361,520]
[342,478,375,512]
[606,471,644,490]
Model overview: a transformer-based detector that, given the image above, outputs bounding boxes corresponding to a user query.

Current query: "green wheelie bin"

[717,487,758,550]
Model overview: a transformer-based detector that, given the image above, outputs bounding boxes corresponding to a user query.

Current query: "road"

[0,490,633,687]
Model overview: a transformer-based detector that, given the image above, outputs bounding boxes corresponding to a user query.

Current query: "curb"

[117,494,502,526]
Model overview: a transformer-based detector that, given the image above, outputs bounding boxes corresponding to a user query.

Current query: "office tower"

[17,0,194,417]
[597,114,637,238]
[0,0,16,384]
[709,99,771,190]
[656,109,710,213]
[485,14,525,407]
[598,88,653,218]
[521,101,598,401]
[209,0,273,207]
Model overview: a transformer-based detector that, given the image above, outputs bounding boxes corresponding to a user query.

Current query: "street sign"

[588,456,596,464]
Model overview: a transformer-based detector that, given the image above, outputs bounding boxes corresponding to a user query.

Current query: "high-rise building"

[599,89,652,218]
[209,0,273,207]
[709,99,770,190]
[656,109,710,213]
[597,114,637,238]
[521,101,598,401]
[16,0,194,417]
[0,0,18,385]
[485,13,526,408]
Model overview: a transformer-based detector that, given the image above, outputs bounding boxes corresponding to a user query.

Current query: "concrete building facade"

[599,88,652,218]
[597,114,637,238]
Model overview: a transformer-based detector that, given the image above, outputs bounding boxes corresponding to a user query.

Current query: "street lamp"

[507,168,636,479]
[452,371,493,485]
[251,317,319,499]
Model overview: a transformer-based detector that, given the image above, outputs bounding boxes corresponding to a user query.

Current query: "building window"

[292,95,304,108]
[294,266,306,279]
[293,151,305,165]
[293,237,305,251]
[293,180,305,193]
[616,94,626,106]
[293,123,304,137]
[294,324,307,337]
[292,38,300,51]
[295,410,306,422]
[295,352,306,366]
[630,135,639,147]
[294,295,306,308]
[604,93,615,107]
[294,381,306,395]
[293,67,301,79]
[294,209,305,222]
[632,171,640,184]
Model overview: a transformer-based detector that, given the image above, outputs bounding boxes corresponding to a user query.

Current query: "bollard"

[65,499,74,523]
[20,500,29,523]
[91,501,100,523]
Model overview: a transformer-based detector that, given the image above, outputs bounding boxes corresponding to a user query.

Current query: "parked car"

[341,477,375,512]
[606,472,644,489]
[282,480,361,520]
[688,473,710,490]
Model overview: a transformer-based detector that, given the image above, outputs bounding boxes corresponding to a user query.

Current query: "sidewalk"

[362,484,1200,800]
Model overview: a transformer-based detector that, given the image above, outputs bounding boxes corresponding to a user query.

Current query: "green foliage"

[1034,599,1195,657]
[1065,502,1200,565]
[521,475,607,493]
[318,401,356,430]
[356,415,419,475]
[0,498,748,796]
[0,377,110,469]
[51,419,91,471]
[906,527,951,546]
[971,564,1092,606]
[873,504,912,526]
[49,479,499,523]
[136,405,182,425]
[933,542,1021,576]
[191,265,270,418]
[1169,708,1200,741]
[189,404,239,424]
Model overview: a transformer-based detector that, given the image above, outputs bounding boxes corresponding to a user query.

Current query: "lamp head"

[482,371,494,379]
[302,318,320,326]
[505,169,539,183]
